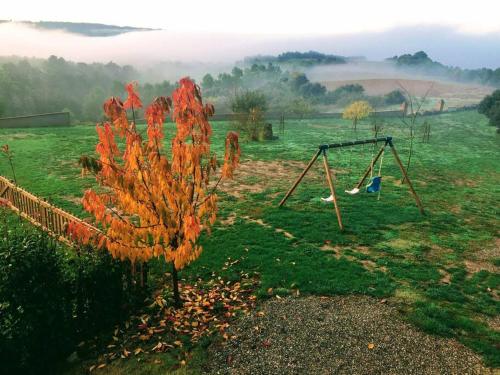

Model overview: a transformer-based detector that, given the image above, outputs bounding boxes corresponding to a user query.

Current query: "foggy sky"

[0,22,499,70]
[4,0,500,35]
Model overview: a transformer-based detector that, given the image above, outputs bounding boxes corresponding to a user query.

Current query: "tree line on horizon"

[0,56,403,121]
[1,51,499,121]
[0,56,176,121]
[388,51,500,87]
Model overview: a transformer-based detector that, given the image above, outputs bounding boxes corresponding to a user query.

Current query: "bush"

[231,90,268,114]
[478,90,500,132]
[298,82,326,100]
[232,109,265,141]
[323,84,365,105]
[384,90,406,105]
[0,230,73,374]
[0,214,137,374]
[335,84,365,95]
[69,247,136,338]
[231,91,268,141]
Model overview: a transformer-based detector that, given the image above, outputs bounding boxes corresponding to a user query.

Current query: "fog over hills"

[1,22,499,69]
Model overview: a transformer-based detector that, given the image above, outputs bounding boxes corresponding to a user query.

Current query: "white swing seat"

[322,186,360,201]
[321,194,334,202]
[345,187,360,195]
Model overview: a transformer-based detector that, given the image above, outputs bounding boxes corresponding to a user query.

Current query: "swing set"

[278,136,424,231]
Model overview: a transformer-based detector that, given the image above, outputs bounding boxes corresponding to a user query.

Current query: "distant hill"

[387,51,500,87]
[246,50,347,67]
[2,20,156,37]
[387,51,444,70]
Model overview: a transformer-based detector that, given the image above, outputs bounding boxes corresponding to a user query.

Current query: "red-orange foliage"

[66,220,95,245]
[79,78,240,304]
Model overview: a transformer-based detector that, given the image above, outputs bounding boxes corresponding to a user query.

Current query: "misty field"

[1,110,499,372]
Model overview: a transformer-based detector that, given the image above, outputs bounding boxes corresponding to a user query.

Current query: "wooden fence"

[210,109,405,122]
[0,175,98,245]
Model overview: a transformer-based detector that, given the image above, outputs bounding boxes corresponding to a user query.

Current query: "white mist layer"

[1,23,500,70]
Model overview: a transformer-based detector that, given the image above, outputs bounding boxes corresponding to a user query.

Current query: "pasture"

[320,78,493,108]
[1,110,499,372]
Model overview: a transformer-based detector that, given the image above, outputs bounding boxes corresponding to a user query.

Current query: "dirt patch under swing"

[219,159,328,198]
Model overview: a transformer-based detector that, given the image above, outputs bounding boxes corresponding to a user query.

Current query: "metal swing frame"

[278,136,425,231]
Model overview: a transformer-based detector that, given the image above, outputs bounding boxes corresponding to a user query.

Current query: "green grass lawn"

[1,110,499,371]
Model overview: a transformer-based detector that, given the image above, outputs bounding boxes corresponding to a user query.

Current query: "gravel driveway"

[206,296,493,375]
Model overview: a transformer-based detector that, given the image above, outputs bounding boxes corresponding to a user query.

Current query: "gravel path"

[206,296,493,375]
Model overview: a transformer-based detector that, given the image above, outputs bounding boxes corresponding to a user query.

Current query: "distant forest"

[200,63,403,114]
[0,56,404,121]
[0,51,499,121]
[245,51,346,66]
[389,51,500,87]
[0,56,175,120]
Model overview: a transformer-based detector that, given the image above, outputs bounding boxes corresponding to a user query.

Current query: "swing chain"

[378,148,385,177]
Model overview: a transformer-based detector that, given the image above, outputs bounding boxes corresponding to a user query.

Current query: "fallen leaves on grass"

[87,274,258,370]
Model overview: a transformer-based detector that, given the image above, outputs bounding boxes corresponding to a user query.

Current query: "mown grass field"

[1,110,499,371]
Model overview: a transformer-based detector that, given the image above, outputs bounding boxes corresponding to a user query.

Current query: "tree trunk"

[171,262,181,308]
[402,126,414,184]
[140,261,148,288]
[8,158,17,185]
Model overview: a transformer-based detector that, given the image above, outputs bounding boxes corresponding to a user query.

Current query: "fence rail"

[0,175,98,245]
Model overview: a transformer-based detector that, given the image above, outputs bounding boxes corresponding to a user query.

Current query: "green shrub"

[0,231,72,374]
[69,247,136,337]
[323,84,365,105]
[0,215,138,374]
[478,90,500,132]
[231,90,268,141]
[231,90,268,114]
[384,90,406,105]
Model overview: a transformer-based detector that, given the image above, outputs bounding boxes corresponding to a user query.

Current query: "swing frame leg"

[388,142,425,215]
[279,149,322,207]
[322,150,344,231]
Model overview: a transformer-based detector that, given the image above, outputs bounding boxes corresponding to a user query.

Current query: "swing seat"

[345,187,360,195]
[322,185,360,201]
[366,176,382,193]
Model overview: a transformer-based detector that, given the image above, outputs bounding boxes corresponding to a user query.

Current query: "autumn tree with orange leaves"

[78,79,240,306]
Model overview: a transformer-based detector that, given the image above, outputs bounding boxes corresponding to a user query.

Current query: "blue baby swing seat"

[366,176,382,193]
[322,146,385,202]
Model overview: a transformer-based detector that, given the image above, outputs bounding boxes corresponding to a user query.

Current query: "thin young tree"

[343,100,373,136]
[78,79,240,307]
[231,90,268,141]
[1,144,17,184]
[397,81,433,183]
